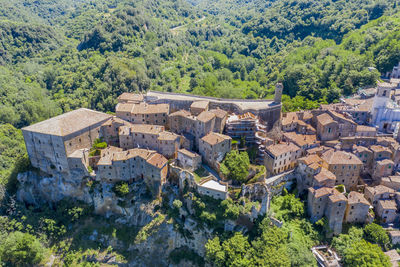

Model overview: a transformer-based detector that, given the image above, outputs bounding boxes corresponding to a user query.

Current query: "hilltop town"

[17,76,400,265]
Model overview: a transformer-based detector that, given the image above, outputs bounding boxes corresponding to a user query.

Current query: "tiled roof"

[314,168,336,183]
[365,185,395,196]
[147,153,168,168]
[266,142,300,157]
[126,124,165,135]
[209,108,228,118]
[22,108,112,137]
[317,113,335,126]
[117,92,144,102]
[322,150,363,165]
[190,101,209,110]
[157,131,179,141]
[378,199,397,210]
[132,103,169,114]
[309,187,333,198]
[283,132,318,147]
[370,145,392,154]
[282,112,298,126]
[347,191,370,206]
[178,148,200,158]
[116,103,134,113]
[356,125,376,132]
[201,132,231,145]
[197,111,216,123]
[299,154,323,166]
[329,191,347,203]
[169,109,193,118]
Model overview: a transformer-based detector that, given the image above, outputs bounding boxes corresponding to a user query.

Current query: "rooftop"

[321,150,363,165]
[378,199,397,210]
[178,148,200,158]
[314,168,336,183]
[266,142,300,157]
[197,111,216,123]
[22,108,112,137]
[283,132,318,147]
[190,100,209,110]
[309,187,333,198]
[117,92,144,103]
[282,112,298,126]
[317,113,335,126]
[365,185,395,195]
[347,191,370,206]
[209,108,228,119]
[132,103,169,114]
[201,132,231,145]
[199,179,227,192]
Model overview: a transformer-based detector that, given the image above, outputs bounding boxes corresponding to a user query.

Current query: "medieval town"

[19,73,400,265]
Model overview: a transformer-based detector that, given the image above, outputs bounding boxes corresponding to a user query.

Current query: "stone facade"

[321,150,363,190]
[376,200,397,223]
[97,148,168,196]
[116,102,169,126]
[264,143,302,175]
[199,132,231,169]
[22,108,112,175]
[344,191,370,224]
[177,149,202,172]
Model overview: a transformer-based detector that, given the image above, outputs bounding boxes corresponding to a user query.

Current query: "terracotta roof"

[147,153,168,168]
[309,187,333,198]
[282,112,298,126]
[132,103,169,114]
[353,145,372,154]
[299,154,323,166]
[197,111,216,123]
[201,132,231,145]
[117,92,144,102]
[329,110,356,125]
[190,101,209,110]
[157,131,179,141]
[266,142,300,157]
[314,168,336,183]
[22,108,112,137]
[376,159,394,165]
[209,108,228,118]
[378,199,397,210]
[370,145,392,154]
[102,116,131,126]
[347,191,370,206]
[365,185,395,196]
[178,148,200,158]
[329,191,347,203]
[283,132,318,147]
[169,109,193,118]
[116,103,134,113]
[302,112,313,120]
[321,150,363,165]
[317,113,335,126]
[309,162,321,170]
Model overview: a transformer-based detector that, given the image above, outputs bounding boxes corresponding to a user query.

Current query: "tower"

[274,83,283,104]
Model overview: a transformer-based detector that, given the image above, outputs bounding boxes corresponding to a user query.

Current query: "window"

[328,128,331,133]
[338,203,341,207]
[351,206,354,209]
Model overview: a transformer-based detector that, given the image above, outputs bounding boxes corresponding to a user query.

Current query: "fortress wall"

[146,91,281,130]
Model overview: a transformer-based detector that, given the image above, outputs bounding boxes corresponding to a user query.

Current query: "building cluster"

[22,86,283,198]
[22,78,400,238]
[260,79,400,235]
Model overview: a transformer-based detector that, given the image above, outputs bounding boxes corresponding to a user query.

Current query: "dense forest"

[1,0,400,265]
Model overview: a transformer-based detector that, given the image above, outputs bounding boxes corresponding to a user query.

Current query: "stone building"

[177,149,202,172]
[199,132,231,169]
[296,154,325,192]
[356,125,377,137]
[344,191,371,224]
[264,142,302,175]
[370,145,393,161]
[307,187,347,235]
[364,185,395,207]
[316,113,338,141]
[209,108,228,134]
[389,231,400,245]
[353,145,374,172]
[197,178,228,200]
[119,124,180,158]
[372,159,395,180]
[376,200,397,223]
[190,100,209,116]
[381,176,400,191]
[22,108,112,175]
[96,148,168,195]
[282,112,298,132]
[117,93,144,104]
[321,150,363,190]
[100,117,132,147]
[115,102,170,126]
[283,132,319,156]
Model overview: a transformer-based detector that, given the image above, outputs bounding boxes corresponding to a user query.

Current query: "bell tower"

[274,83,283,104]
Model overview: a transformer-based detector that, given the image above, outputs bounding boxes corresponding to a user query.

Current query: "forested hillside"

[1,0,400,265]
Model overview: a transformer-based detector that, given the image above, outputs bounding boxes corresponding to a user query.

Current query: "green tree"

[0,231,47,266]
[364,223,390,250]
[220,150,250,183]
[343,240,391,267]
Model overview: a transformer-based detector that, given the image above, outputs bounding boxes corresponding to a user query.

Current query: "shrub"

[113,182,130,197]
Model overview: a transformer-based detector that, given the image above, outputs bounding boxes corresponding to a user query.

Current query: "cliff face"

[16,171,210,266]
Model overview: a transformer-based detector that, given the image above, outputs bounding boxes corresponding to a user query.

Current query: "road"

[170,16,206,34]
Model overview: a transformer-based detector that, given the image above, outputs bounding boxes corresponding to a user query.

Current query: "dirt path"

[170,16,206,35]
